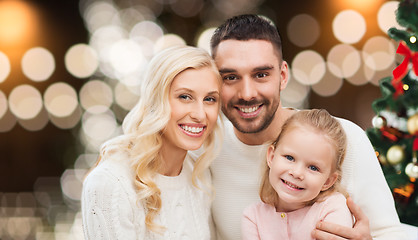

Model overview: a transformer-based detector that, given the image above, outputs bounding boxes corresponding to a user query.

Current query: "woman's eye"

[309,165,319,172]
[285,155,294,161]
[204,96,217,102]
[179,94,191,100]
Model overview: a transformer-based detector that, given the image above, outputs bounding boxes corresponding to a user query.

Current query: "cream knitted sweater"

[209,117,406,240]
[82,152,212,240]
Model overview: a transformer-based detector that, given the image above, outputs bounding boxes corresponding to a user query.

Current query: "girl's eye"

[309,165,319,172]
[284,155,294,161]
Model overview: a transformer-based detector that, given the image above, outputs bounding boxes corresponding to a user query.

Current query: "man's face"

[214,39,288,133]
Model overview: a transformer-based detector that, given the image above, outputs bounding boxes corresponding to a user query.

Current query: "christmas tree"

[366,0,418,226]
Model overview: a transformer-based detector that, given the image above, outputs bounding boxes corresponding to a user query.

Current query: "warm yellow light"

[0,1,37,46]
[410,36,417,44]
[403,84,409,91]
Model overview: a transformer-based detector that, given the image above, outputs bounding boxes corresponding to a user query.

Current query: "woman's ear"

[321,172,338,191]
[266,145,275,168]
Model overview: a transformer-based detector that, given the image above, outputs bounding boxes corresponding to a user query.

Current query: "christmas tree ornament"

[378,153,388,165]
[372,115,386,128]
[407,114,418,134]
[386,145,405,165]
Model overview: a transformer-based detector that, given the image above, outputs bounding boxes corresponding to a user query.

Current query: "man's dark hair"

[210,14,283,60]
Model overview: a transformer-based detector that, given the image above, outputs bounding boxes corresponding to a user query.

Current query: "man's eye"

[309,165,319,172]
[285,155,294,161]
[223,75,237,81]
[255,72,267,78]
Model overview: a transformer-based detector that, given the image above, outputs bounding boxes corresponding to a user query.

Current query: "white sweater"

[210,117,406,240]
[82,152,212,240]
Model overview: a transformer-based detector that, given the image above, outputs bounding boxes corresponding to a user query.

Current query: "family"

[81,14,406,239]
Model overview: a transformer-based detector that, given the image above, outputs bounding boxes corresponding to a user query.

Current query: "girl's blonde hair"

[94,46,222,233]
[260,109,347,207]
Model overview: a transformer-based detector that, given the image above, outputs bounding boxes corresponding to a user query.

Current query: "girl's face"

[162,66,220,153]
[266,125,338,212]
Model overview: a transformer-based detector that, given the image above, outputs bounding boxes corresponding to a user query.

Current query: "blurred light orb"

[287,14,320,47]
[378,1,403,33]
[0,51,11,83]
[65,44,99,78]
[0,90,7,118]
[312,70,343,97]
[0,108,16,132]
[291,50,326,85]
[18,107,49,131]
[90,25,127,63]
[109,39,145,76]
[281,74,310,104]
[44,82,78,118]
[79,80,113,114]
[333,10,366,44]
[130,21,164,43]
[9,84,43,120]
[83,1,118,33]
[21,47,55,82]
[197,28,216,54]
[115,82,140,111]
[49,106,82,130]
[346,61,374,86]
[82,110,117,141]
[327,44,361,78]
[362,36,395,71]
[410,36,417,44]
[170,0,204,17]
[61,169,83,201]
[154,34,186,53]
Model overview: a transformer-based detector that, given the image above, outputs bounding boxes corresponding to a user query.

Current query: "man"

[209,14,406,240]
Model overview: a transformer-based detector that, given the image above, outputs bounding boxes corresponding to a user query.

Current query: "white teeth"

[284,180,302,189]
[240,106,258,113]
[181,125,203,133]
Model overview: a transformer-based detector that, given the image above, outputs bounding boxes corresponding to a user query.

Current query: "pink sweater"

[242,193,353,240]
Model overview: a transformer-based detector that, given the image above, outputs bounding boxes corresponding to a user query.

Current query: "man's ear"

[266,145,275,168]
[279,60,289,91]
[321,172,338,191]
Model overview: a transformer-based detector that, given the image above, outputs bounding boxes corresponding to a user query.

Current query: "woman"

[82,46,222,239]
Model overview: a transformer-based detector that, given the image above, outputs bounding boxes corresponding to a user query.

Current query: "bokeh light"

[281,73,310,105]
[362,36,396,71]
[8,84,43,120]
[114,82,140,111]
[0,90,7,119]
[154,34,186,53]
[327,44,361,78]
[65,44,99,79]
[82,1,118,33]
[21,47,55,82]
[44,82,79,118]
[0,51,11,83]
[333,10,366,44]
[196,28,216,54]
[312,70,344,97]
[79,80,113,114]
[49,106,82,130]
[287,14,320,48]
[61,169,83,201]
[170,0,204,17]
[377,1,403,33]
[109,39,146,76]
[0,107,16,132]
[17,107,49,131]
[291,50,326,85]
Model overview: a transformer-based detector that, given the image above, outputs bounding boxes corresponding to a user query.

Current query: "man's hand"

[311,197,372,240]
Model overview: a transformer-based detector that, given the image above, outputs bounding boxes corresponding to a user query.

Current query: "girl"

[242,109,353,240]
[82,46,222,239]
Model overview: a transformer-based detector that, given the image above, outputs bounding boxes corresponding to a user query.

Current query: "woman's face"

[163,66,220,153]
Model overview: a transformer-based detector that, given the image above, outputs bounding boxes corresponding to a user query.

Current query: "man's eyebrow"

[218,68,236,74]
[254,65,274,71]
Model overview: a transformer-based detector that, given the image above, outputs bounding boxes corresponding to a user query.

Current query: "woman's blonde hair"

[260,109,347,207]
[95,46,222,233]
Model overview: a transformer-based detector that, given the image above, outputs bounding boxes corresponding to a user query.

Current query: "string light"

[410,35,417,44]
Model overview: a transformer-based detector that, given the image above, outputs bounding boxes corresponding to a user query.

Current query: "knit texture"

[82,152,212,240]
[210,116,406,240]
